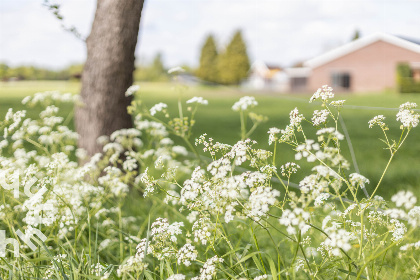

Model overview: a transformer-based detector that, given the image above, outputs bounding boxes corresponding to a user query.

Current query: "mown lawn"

[1,80,419,199]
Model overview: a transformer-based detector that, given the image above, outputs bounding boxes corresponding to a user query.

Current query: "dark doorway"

[331,72,351,89]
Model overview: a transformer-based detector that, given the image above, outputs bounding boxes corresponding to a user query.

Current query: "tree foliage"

[196,35,219,83]
[0,63,83,81]
[217,30,250,85]
[351,29,361,41]
[134,53,168,81]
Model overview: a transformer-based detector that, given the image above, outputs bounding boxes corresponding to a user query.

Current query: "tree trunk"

[76,0,144,156]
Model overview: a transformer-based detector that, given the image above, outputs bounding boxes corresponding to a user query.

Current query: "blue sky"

[1,0,420,69]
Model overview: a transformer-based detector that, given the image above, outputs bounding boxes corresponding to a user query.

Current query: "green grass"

[0,80,419,200]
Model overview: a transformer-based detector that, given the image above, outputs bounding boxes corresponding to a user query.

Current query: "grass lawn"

[1,80,419,200]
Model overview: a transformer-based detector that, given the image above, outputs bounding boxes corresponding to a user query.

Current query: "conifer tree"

[352,29,361,41]
[218,30,250,85]
[197,35,219,83]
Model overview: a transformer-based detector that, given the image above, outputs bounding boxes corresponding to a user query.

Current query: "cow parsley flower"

[279,208,311,235]
[399,102,417,110]
[321,228,354,256]
[191,256,223,280]
[245,186,280,221]
[295,139,320,162]
[150,103,168,116]
[314,193,330,206]
[192,218,212,245]
[400,241,420,251]
[396,102,419,129]
[267,127,280,145]
[186,97,208,105]
[232,96,258,111]
[280,162,300,177]
[139,168,157,197]
[407,206,420,226]
[289,108,304,127]
[349,173,370,189]
[312,109,329,126]
[316,127,344,141]
[125,85,140,96]
[368,115,388,129]
[177,243,197,266]
[310,85,334,103]
[389,219,407,242]
[280,124,294,142]
[330,100,346,108]
[391,191,417,209]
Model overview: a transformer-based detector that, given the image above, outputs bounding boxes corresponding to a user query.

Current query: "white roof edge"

[304,33,420,69]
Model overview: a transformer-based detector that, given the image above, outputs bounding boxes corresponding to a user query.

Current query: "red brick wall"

[308,41,420,92]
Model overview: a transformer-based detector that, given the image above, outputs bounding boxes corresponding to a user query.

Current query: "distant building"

[290,33,420,92]
[243,60,288,91]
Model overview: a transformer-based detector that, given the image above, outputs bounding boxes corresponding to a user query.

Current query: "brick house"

[290,33,420,92]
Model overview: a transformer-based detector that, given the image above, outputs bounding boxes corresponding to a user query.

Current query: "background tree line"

[0,63,84,81]
[1,30,250,86]
[196,30,250,85]
[0,55,169,82]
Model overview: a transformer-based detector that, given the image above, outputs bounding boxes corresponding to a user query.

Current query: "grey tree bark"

[76,0,144,156]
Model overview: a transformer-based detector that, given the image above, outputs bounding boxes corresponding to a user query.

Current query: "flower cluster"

[232,96,258,111]
[310,85,334,103]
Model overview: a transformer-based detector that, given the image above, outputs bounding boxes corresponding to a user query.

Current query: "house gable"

[304,33,420,69]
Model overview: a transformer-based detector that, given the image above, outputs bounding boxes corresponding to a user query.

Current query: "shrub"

[397,63,420,93]
[0,83,419,279]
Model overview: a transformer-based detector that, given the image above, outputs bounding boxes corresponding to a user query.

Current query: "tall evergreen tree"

[218,30,250,85]
[352,29,361,41]
[197,35,219,83]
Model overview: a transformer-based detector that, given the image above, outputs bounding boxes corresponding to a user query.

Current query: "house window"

[331,72,351,89]
[290,77,307,91]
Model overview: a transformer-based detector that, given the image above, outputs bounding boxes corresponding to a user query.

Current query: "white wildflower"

[150,103,168,116]
[245,186,280,221]
[295,139,320,162]
[368,115,387,129]
[192,256,223,280]
[125,85,140,96]
[407,206,420,227]
[391,191,417,210]
[330,100,346,108]
[312,109,329,126]
[389,219,407,242]
[321,228,354,256]
[232,96,258,111]
[177,243,197,266]
[289,108,304,127]
[280,162,300,177]
[310,85,334,103]
[186,97,208,105]
[316,127,344,141]
[279,208,311,235]
[267,127,280,145]
[349,173,370,189]
[314,193,330,207]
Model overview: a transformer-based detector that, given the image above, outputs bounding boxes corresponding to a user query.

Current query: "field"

[1,80,419,199]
